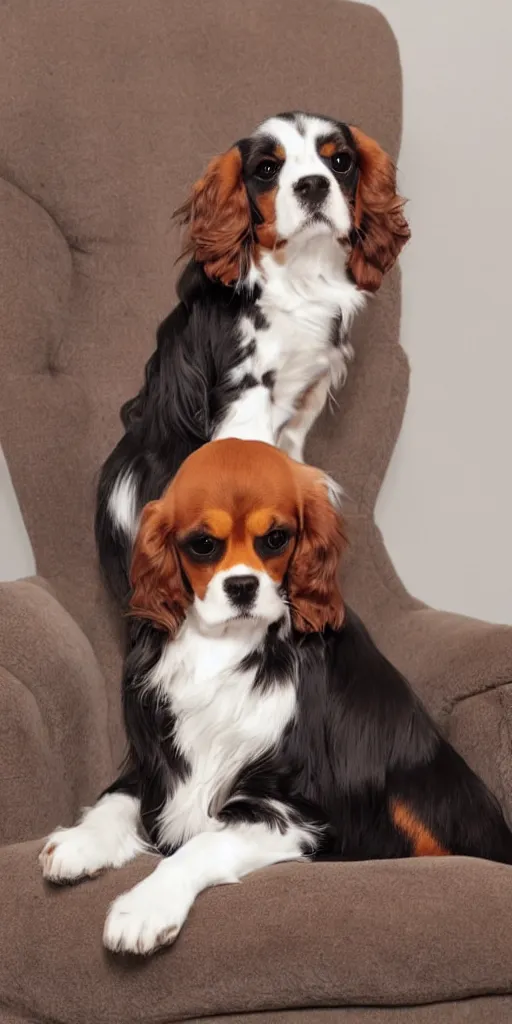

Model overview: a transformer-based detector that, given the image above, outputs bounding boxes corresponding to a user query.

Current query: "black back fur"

[106,608,512,865]
[95,262,259,603]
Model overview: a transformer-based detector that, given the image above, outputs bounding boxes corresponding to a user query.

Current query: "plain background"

[0,0,510,624]
[362,0,511,625]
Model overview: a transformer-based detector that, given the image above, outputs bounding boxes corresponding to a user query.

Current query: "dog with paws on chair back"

[41,439,512,955]
[95,111,410,605]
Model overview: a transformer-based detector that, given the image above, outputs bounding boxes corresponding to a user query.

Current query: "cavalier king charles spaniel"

[42,440,512,955]
[96,112,410,604]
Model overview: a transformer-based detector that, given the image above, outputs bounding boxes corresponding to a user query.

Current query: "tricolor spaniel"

[96,112,410,603]
[42,440,512,955]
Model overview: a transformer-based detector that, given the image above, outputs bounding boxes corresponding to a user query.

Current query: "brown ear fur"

[129,500,190,635]
[288,472,346,633]
[348,126,410,293]
[175,147,252,286]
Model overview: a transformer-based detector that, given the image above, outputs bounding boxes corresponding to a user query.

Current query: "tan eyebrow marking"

[179,509,233,541]
[247,508,279,536]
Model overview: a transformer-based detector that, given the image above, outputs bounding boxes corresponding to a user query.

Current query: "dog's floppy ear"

[288,469,346,633]
[348,126,410,293]
[175,146,252,287]
[129,499,190,636]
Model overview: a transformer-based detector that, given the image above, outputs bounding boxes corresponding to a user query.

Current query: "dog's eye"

[331,151,353,174]
[184,534,223,562]
[266,529,289,550]
[255,160,280,182]
[255,528,291,558]
[190,536,216,555]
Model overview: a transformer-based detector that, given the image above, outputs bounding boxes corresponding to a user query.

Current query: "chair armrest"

[372,605,512,816]
[0,577,114,844]
[372,605,512,718]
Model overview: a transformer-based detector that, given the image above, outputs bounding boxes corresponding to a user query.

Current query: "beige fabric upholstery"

[0,0,511,1020]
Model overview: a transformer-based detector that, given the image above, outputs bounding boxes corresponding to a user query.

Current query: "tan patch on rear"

[391,799,449,857]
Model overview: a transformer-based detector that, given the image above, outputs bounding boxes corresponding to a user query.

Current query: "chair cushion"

[2,841,511,1022]
[0,0,404,768]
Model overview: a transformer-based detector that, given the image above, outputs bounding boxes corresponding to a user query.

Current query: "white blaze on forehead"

[255,115,340,159]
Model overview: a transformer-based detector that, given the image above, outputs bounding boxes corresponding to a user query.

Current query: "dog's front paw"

[103,872,193,955]
[39,826,110,884]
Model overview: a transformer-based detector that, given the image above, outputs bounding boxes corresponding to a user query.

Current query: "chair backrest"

[0,0,406,763]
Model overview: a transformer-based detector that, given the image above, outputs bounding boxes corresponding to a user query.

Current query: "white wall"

[1,0,511,622]
[0,450,35,581]
[358,0,512,625]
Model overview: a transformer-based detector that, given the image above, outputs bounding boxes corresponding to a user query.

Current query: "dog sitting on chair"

[95,112,410,605]
[41,439,512,955]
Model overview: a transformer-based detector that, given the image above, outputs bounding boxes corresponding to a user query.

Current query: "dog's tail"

[95,443,146,607]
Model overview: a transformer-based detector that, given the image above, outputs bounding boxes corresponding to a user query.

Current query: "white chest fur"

[149,618,297,849]
[214,233,365,452]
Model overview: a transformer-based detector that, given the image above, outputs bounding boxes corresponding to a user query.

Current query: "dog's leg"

[39,792,146,884]
[277,374,330,462]
[214,385,275,445]
[104,818,313,955]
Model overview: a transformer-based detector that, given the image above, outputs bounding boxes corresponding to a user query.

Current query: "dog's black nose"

[223,574,259,606]
[294,175,330,204]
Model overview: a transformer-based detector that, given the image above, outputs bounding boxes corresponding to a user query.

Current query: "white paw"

[103,872,193,955]
[39,826,114,883]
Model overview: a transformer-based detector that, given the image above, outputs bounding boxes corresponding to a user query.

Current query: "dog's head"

[175,111,410,292]
[130,439,346,637]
